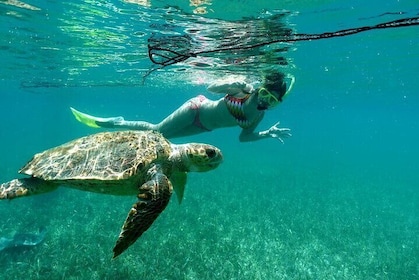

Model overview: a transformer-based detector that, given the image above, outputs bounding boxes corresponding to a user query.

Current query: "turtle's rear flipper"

[113,173,173,258]
[0,178,57,200]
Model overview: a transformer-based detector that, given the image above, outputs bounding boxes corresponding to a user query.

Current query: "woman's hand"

[258,122,292,143]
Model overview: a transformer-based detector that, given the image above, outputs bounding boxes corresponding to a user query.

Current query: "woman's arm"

[207,77,254,95]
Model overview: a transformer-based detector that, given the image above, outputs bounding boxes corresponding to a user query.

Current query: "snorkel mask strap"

[281,74,295,101]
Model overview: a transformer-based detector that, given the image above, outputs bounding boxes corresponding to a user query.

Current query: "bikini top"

[224,94,262,129]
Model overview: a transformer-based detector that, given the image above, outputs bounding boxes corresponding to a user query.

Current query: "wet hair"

[263,71,287,101]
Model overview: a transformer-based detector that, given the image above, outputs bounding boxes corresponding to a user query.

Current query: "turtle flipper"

[113,173,173,258]
[0,178,57,200]
[170,172,187,204]
[70,107,124,129]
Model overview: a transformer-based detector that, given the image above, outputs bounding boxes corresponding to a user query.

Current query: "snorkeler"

[71,71,295,143]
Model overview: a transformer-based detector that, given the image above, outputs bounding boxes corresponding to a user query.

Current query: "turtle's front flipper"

[113,173,173,258]
[0,178,57,200]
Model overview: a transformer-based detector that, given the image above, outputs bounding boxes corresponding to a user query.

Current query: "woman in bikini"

[71,71,295,142]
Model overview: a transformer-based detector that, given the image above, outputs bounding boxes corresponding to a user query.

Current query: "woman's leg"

[71,107,158,130]
[71,96,202,138]
[111,99,198,138]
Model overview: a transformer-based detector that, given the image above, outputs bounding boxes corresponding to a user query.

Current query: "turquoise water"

[1,1,418,279]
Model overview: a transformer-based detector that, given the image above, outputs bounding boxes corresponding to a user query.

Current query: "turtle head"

[171,143,223,172]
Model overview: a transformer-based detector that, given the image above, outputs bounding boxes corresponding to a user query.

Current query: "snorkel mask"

[257,74,295,110]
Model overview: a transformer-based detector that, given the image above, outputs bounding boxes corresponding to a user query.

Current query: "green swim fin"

[70,107,101,128]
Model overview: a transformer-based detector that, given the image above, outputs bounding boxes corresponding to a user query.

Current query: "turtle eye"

[205,148,216,158]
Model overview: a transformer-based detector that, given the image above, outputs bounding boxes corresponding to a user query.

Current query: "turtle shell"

[19,131,172,181]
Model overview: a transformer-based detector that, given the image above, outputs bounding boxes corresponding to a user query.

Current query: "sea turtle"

[0,130,223,258]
